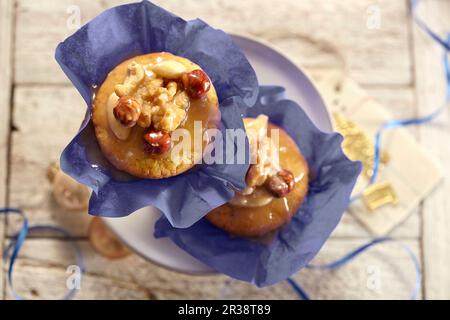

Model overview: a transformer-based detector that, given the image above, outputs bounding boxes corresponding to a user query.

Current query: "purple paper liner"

[54,1,259,228]
[155,86,362,286]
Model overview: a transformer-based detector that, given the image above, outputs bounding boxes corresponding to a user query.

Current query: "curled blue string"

[0,208,85,300]
[288,0,450,300]
[1,0,448,301]
[371,45,450,184]
[410,0,450,52]
[287,237,422,300]
[286,278,310,300]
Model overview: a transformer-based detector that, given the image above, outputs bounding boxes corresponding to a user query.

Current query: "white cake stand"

[103,34,332,275]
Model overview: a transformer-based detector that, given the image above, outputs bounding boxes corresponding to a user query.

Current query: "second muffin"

[206,115,309,237]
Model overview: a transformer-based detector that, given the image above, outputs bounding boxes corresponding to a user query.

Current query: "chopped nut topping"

[265,169,295,198]
[115,61,145,97]
[173,91,190,109]
[143,129,172,155]
[151,60,187,79]
[152,103,187,132]
[107,93,131,140]
[231,116,296,207]
[244,115,278,188]
[166,81,178,98]
[137,103,153,128]
[113,96,141,128]
[181,69,211,99]
[107,60,210,155]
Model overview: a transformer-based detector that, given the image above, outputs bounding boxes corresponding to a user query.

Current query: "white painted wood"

[8,86,88,236]
[9,85,421,239]
[4,238,420,299]
[5,0,433,300]
[412,0,450,300]
[15,0,411,86]
[0,0,14,300]
[291,238,422,300]
[331,209,421,240]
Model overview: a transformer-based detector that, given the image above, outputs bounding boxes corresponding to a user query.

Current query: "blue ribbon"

[0,208,85,300]
[288,0,450,300]
[287,238,422,300]
[2,0,448,301]
[371,42,450,182]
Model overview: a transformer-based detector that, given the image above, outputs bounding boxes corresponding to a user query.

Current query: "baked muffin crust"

[92,52,220,179]
[206,118,309,237]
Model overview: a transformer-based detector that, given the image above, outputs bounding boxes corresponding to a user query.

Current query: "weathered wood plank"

[0,0,15,300]
[9,84,420,239]
[8,0,425,300]
[290,238,422,300]
[15,0,411,86]
[331,209,420,240]
[9,86,89,236]
[412,0,450,300]
[4,238,420,299]
[14,0,105,85]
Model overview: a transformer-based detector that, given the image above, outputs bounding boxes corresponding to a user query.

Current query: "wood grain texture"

[4,238,420,300]
[15,0,411,86]
[8,86,88,236]
[411,0,450,300]
[8,85,420,239]
[0,0,15,300]
[5,0,445,299]
[291,238,421,300]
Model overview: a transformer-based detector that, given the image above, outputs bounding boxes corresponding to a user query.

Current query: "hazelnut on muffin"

[92,52,220,179]
[206,115,309,237]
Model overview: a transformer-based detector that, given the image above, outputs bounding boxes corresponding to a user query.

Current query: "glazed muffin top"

[92,52,220,179]
[206,115,309,237]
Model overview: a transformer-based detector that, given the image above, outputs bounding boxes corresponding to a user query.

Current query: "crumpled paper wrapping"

[55,1,258,228]
[155,86,362,286]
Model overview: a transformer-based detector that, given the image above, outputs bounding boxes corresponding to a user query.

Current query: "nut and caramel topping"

[107,93,131,140]
[143,129,172,155]
[113,96,141,127]
[109,60,212,156]
[114,61,145,97]
[230,115,297,207]
[181,69,211,99]
[151,60,187,79]
[243,115,280,190]
[265,169,295,198]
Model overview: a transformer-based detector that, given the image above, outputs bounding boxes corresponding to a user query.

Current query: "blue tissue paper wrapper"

[155,86,362,286]
[55,1,258,228]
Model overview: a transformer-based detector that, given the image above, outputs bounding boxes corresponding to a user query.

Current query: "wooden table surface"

[0,0,449,299]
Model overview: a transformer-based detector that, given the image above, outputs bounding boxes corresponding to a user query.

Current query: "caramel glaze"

[92,52,220,179]
[206,123,309,237]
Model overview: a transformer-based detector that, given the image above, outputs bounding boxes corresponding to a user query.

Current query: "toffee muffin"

[206,115,309,237]
[92,52,220,179]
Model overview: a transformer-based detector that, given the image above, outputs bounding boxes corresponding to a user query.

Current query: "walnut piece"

[152,103,186,132]
[137,103,153,128]
[110,61,196,136]
[173,91,190,109]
